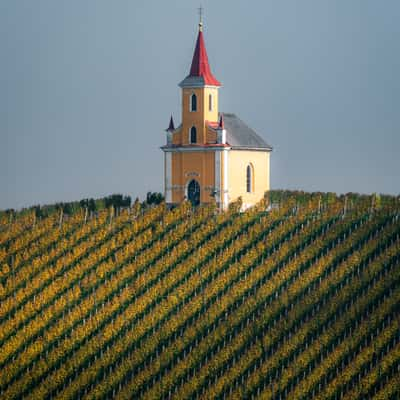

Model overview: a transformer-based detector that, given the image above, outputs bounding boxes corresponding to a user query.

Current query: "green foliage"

[144,191,164,206]
[0,190,399,399]
[1,194,134,220]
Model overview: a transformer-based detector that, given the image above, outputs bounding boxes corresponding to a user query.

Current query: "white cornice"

[161,146,231,153]
[179,76,222,89]
[229,147,272,152]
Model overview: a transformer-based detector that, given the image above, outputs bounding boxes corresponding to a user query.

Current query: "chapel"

[161,18,272,210]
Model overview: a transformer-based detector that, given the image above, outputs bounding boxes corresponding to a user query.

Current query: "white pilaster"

[217,128,226,144]
[214,150,221,206]
[223,149,229,210]
[165,151,172,203]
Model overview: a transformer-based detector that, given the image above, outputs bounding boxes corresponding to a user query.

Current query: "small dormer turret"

[165,115,175,145]
[216,114,226,144]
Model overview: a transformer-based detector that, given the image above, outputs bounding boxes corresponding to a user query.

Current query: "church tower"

[162,17,272,210]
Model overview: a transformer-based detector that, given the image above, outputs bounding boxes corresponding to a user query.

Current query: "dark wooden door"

[187,180,200,206]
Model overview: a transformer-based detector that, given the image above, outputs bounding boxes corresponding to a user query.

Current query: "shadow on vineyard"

[0,191,399,399]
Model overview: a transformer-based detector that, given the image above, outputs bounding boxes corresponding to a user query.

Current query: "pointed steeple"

[166,115,175,131]
[179,22,221,87]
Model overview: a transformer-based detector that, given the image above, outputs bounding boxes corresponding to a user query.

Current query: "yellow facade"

[171,150,215,203]
[173,87,219,145]
[167,145,271,209]
[228,150,270,209]
[169,84,221,204]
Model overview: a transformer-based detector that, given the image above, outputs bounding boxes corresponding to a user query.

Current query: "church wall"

[203,87,219,122]
[172,127,182,145]
[228,150,270,208]
[182,88,206,145]
[181,87,219,145]
[171,151,215,204]
[206,126,217,143]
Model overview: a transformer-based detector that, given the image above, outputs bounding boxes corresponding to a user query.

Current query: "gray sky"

[1,0,399,210]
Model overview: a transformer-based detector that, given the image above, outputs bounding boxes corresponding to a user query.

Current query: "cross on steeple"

[198,5,203,31]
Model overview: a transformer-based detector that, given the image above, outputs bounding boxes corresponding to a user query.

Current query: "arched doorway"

[187,180,200,206]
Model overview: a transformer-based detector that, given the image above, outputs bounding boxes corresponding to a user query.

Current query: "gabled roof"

[179,27,221,88]
[221,113,272,150]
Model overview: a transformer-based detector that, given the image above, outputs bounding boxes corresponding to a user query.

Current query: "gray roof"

[222,113,272,150]
[179,76,210,88]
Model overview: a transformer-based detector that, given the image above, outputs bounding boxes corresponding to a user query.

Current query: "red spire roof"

[187,28,221,87]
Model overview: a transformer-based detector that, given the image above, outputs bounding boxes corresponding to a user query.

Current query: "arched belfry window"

[190,126,197,144]
[209,94,213,111]
[246,164,254,193]
[190,93,197,112]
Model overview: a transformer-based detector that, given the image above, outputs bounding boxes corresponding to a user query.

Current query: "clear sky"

[1,0,399,210]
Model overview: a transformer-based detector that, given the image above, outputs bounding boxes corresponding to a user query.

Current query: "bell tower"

[178,18,221,146]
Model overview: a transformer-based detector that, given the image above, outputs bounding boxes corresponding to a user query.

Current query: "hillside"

[0,193,399,399]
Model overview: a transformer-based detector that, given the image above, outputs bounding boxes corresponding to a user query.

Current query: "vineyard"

[0,192,399,399]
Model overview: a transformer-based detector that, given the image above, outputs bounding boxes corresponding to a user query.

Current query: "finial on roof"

[198,5,203,32]
[166,115,175,131]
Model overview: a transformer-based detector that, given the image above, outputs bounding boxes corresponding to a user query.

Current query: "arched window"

[187,180,200,206]
[190,93,197,112]
[190,126,197,144]
[209,94,213,111]
[246,164,254,193]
